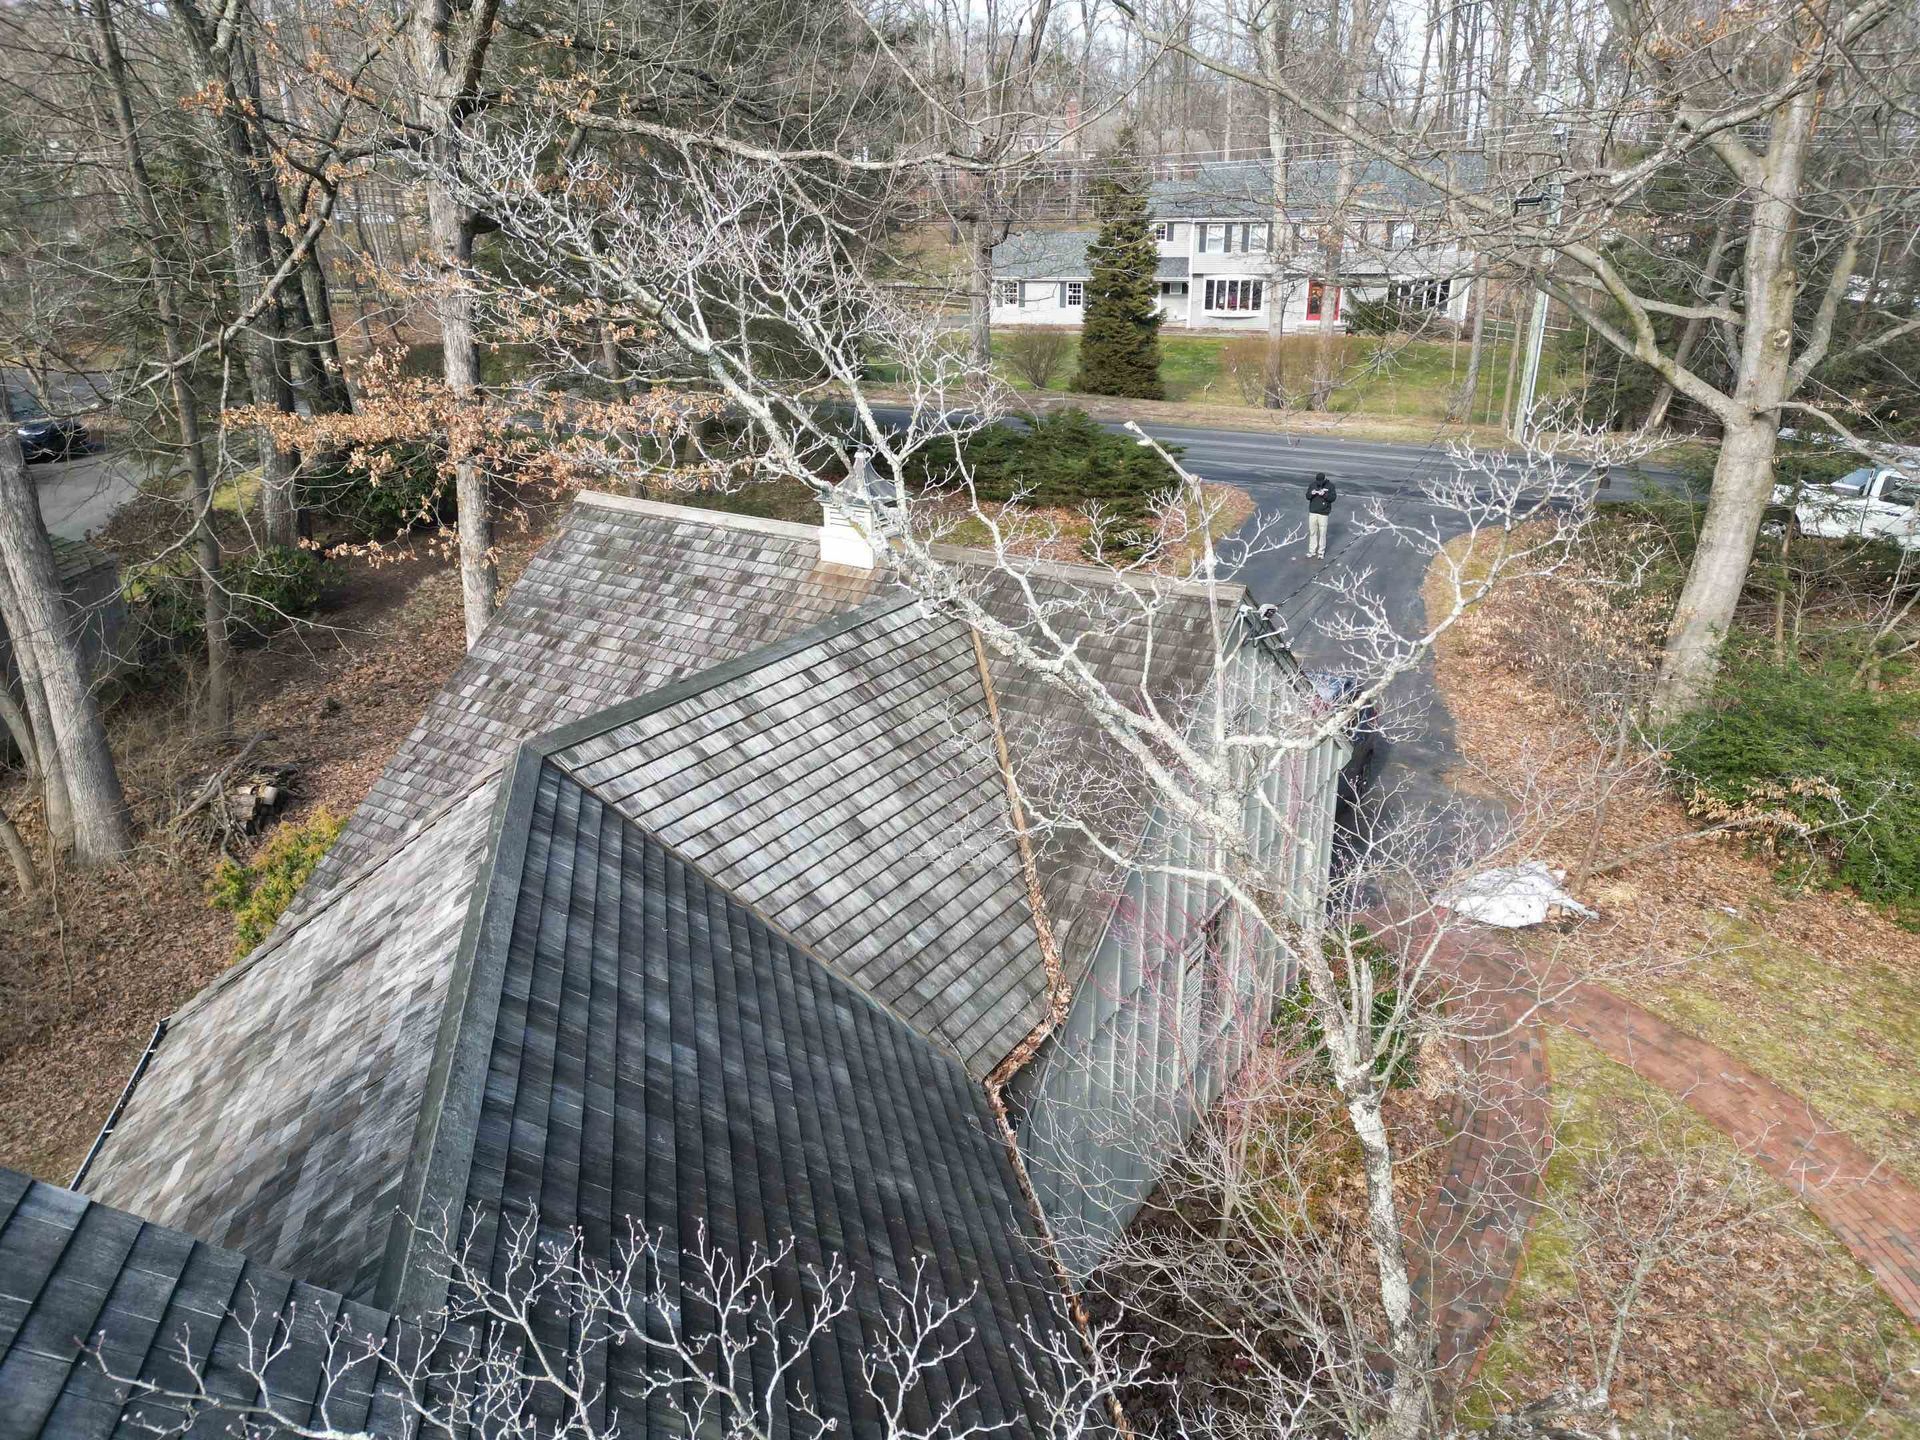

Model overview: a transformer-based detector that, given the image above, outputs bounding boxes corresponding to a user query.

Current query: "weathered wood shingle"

[81,781,502,1302]
[417,763,1067,1437]
[544,599,1052,1079]
[294,496,886,916]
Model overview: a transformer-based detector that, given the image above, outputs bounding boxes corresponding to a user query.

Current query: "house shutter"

[1058,281,1068,307]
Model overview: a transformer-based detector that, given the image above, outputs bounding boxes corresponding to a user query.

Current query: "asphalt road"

[31,448,145,542]
[873,407,1686,836]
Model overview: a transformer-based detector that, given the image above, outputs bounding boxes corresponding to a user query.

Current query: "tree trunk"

[1260,9,1292,411]
[88,0,232,734]
[413,0,502,648]
[0,802,33,896]
[2,629,70,849]
[0,677,36,777]
[1651,82,1821,720]
[0,431,131,865]
[428,186,498,647]
[1349,1091,1429,1439]
[163,0,303,548]
[970,214,996,370]
[1453,267,1490,420]
[1650,414,1782,718]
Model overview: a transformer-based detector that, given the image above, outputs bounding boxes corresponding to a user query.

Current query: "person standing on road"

[1306,472,1336,558]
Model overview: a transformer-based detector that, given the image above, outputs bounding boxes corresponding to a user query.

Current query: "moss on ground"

[1462,1026,1920,1437]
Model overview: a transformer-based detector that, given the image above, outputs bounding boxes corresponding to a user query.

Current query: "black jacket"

[1307,479,1336,515]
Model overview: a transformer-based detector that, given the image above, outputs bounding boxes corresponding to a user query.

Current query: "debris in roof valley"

[0,488,1349,1438]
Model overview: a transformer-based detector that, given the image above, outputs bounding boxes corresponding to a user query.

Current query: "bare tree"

[0,426,131,865]
[1122,0,1920,718]
[409,0,504,647]
[102,1212,1143,1440]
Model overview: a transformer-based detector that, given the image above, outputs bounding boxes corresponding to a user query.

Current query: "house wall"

[995,223,1476,334]
[1009,642,1348,1279]
[990,278,1085,329]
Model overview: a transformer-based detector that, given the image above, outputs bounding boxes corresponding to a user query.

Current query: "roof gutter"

[967,627,1136,1439]
[71,1019,166,1191]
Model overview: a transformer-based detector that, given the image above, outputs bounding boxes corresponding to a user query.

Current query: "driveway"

[1146,422,1679,833]
[32,448,145,542]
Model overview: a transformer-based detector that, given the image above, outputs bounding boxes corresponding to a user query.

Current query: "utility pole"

[1511,168,1564,440]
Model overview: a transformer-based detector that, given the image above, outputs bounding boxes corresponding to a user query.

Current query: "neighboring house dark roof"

[1149,155,1489,218]
[0,1168,418,1440]
[991,231,1189,282]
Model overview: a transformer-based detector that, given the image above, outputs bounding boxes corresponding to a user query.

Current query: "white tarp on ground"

[1439,861,1597,928]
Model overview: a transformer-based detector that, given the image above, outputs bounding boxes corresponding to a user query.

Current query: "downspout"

[71,1019,166,1190]
[968,628,1134,1439]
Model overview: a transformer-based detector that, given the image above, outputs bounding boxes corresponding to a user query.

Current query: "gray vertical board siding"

[0,1171,419,1440]
[441,768,1068,1438]
[545,600,1052,1081]
[1009,636,1348,1279]
[81,782,503,1302]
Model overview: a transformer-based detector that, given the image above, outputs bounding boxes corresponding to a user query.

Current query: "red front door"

[1306,280,1341,323]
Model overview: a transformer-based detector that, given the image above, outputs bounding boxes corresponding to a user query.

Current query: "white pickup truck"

[1770,465,1920,550]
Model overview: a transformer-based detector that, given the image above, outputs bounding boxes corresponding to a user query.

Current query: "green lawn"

[990,330,1580,425]
[1464,1028,1920,1437]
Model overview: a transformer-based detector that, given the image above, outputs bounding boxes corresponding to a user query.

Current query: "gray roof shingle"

[991,231,1190,282]
[0,1168,419,1440]
[295,495,885,913]
[405,760,1066,1436]
[79,779,502,1302]
[542,598,1050,1079]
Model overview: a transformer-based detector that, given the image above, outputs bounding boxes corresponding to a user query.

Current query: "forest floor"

[1426,537,1920,1434]
[0,491,560,1185]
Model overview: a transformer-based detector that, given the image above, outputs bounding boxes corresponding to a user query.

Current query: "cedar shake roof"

[293,495,886,915]
[399,763,1066,1435]
[543,598,1049,1078]
[55,490,1312,1436]
[0,1168,420,1440]
[79,779,502,1301]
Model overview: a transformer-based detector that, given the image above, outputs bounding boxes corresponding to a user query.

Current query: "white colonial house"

[992,157,1477,333]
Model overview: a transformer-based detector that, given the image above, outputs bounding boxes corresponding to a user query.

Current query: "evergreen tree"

[1074,128,1164,400]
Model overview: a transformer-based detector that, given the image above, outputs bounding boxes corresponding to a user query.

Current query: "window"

[995,280,1019,307]
[1064,280,1084,307]
[1204,278,1263,313]
[1153,221,1176,242]
[1391,278,1452,312]
[1199,222,1229,255]
[1244,223,1270,252]
[1884,477,1919,507]
[1306,279,1340,322]
[1389,219,1414,248]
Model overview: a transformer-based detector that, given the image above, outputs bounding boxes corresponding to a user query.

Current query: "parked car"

[1769,465,1919,550]
[8,389,88,462]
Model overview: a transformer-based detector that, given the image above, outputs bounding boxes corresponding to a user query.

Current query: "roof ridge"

[527,591,920,760]
[576,489,826,544]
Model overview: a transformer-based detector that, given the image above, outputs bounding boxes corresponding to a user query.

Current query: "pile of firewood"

[172,735,295,853]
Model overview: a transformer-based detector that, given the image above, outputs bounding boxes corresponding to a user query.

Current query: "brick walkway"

[1403,928,1553,1382]
[1546,979,1920,1327]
